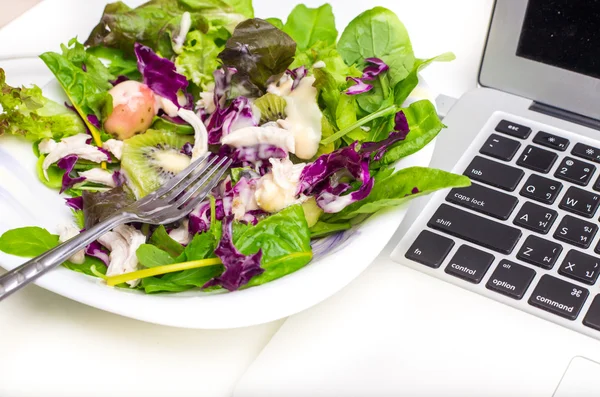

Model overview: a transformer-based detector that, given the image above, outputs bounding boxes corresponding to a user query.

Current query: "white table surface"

[0,0,493,396]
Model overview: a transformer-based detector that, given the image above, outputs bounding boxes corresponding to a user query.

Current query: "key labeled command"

[528,275,589,320]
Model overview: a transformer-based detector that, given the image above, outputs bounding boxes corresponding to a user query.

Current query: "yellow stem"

[106,258,223,286]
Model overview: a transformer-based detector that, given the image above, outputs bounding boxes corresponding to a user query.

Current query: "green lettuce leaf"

[283,4,337,51]
[175,30,222,89]
[0,69,86,141]
[150,116,195,135]
[309,220,351,238]
[394,52,455,106]
[86,46,142,80]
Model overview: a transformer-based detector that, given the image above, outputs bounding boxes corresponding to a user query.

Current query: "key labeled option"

[405,230,454,269]
[583,295,600,331]
[517,145,558,174]
[528,274,589,320]
[495,119,531,139]
[480,134,521,161]
[427,204,522,254]
[446,183,518,220]
[486,260,536,300]
[464,156,524,191]
[559,186,600,218]
[554,215,598,249]
[533,131,569,151]
[555,157,596,186]
[572,143,600,163]
[558,250,600,285]
[517,235,562,269]
[445,245,494,284]
[519,174,562,204]
[513,202,558,234]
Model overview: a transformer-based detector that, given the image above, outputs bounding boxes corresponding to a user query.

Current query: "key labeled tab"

[495,119,531,139]
[559,186,600,218]
[445,245,494,284]
[519,174,562,204]
[517,145,558,174]
[446,183,518,220]
[554,215,598,249]
[529,275,588,320]
[486,260,536,300]
[555,157,596,186]
[405,230,454,269]
[464,156,524,191]
[513,202,558,234]
[558,250,600,285]
[517,235,562,270]
[480,134,521,161]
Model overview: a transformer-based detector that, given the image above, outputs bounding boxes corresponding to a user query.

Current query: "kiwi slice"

[254,93,287,124]
[121,129,192,198]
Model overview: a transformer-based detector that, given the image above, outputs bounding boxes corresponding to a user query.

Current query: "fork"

[0,154,232,301]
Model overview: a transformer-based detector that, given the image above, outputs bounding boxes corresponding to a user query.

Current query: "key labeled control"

[528,275,589,320]
[446,183,518,220]
[495,119,531,139]
[572,143,600,163]
[517,235,562,269]
[517,145,558,173]
[464,156,524,191]
[554,215,598,249]
[558,250,600,285]
[559,186,600,218]
[519,174,562,204]
[480,134,521,161]
[513,202,557,234]
[486,260,536,300]
[405,230,454,269]
[533,131,569,151]
[555,157,596,186]
[445,245,494,284]
[428,204,522,254]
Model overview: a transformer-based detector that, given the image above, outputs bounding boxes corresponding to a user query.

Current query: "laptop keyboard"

[391,112,600,340]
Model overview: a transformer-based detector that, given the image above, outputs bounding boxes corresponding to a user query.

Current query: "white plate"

[0,1,434,329]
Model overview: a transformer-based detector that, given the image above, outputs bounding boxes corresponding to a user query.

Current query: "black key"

[486,260,536,300]
[519,174,563,204]
[444,245,494,284]
[528,275,588,320]
[405,230,454,269]
[555,157,596,186]
[479,134,521,161]
[554,215,598,249]
[583,295,600,331]
[593,176,600,193]
[516,145,558,173]
[572,143,600,163]
[558,250,600,285]
[533,131,569,151]
[446,183,518,220]
[495,119,531,139]
[464,156,524,192]
[595,240,600,256]
[513,202,558,234]
[559,187,600,218]
[517,235,562,269]
[428,204,522,254]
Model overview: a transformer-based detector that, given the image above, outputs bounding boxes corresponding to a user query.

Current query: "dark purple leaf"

[57,155,85,193]
[112,170,125,187]
[87,114,101,129]
[394,110,409,133]
[134,43,188,107]
[85,241,109,266]
[110,75,129,86]
[219,144,287,168]
[202,215,264,291]
[345,77,373,95]
[180,142,193,157]
[287,66,307,90]
[361,57,389,81]
[65,196,84,211]
[207,96,255,144]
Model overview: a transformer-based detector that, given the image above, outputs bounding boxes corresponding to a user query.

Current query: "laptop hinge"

[530,101,600,131]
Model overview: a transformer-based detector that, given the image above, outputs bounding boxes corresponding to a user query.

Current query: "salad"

[0,0,470,293]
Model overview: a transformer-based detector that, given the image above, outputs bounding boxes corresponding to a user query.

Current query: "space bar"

[427,204,522,254]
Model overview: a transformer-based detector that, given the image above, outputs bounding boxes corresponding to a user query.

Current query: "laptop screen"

[516,0,600,80]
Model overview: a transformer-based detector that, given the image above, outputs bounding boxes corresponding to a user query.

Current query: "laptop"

[234,0,600,395]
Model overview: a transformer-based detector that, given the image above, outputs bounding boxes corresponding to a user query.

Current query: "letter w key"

[559,187,600,218]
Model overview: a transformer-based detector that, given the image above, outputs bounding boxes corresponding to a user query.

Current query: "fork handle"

[0,213,132,301]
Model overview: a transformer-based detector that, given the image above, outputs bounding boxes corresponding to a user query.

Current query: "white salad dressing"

[41,134,109,180]
[57,223,85,264]
[109,80,151,108]
[98,225,146,287]
[255,158,306,213]
[78,168,117,188]
[172,12,192,54]
[266,74,294,97]
[102,139,123,160]
[220,126,296,153]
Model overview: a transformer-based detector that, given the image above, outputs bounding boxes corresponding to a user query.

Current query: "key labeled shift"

[513,202,557,234]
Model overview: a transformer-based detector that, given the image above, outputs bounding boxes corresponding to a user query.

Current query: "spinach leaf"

[36,155,65,189]
[63,256,107,277]
[283,4,337,51]
[0,69,86,141]
[218,18,296,93]
[82,186,135,229]
[394,52,455,106]
[335,94,367,143]
[86,46,141,80]
[177,231,217,261]
[310,220,352,238]
[175,30,222,89]
[149,225,185,258]
[325,167,470,222]
[235,205,312,288]
[137,244,176,267]
[0,227,59,257]
[375,100,444,167]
